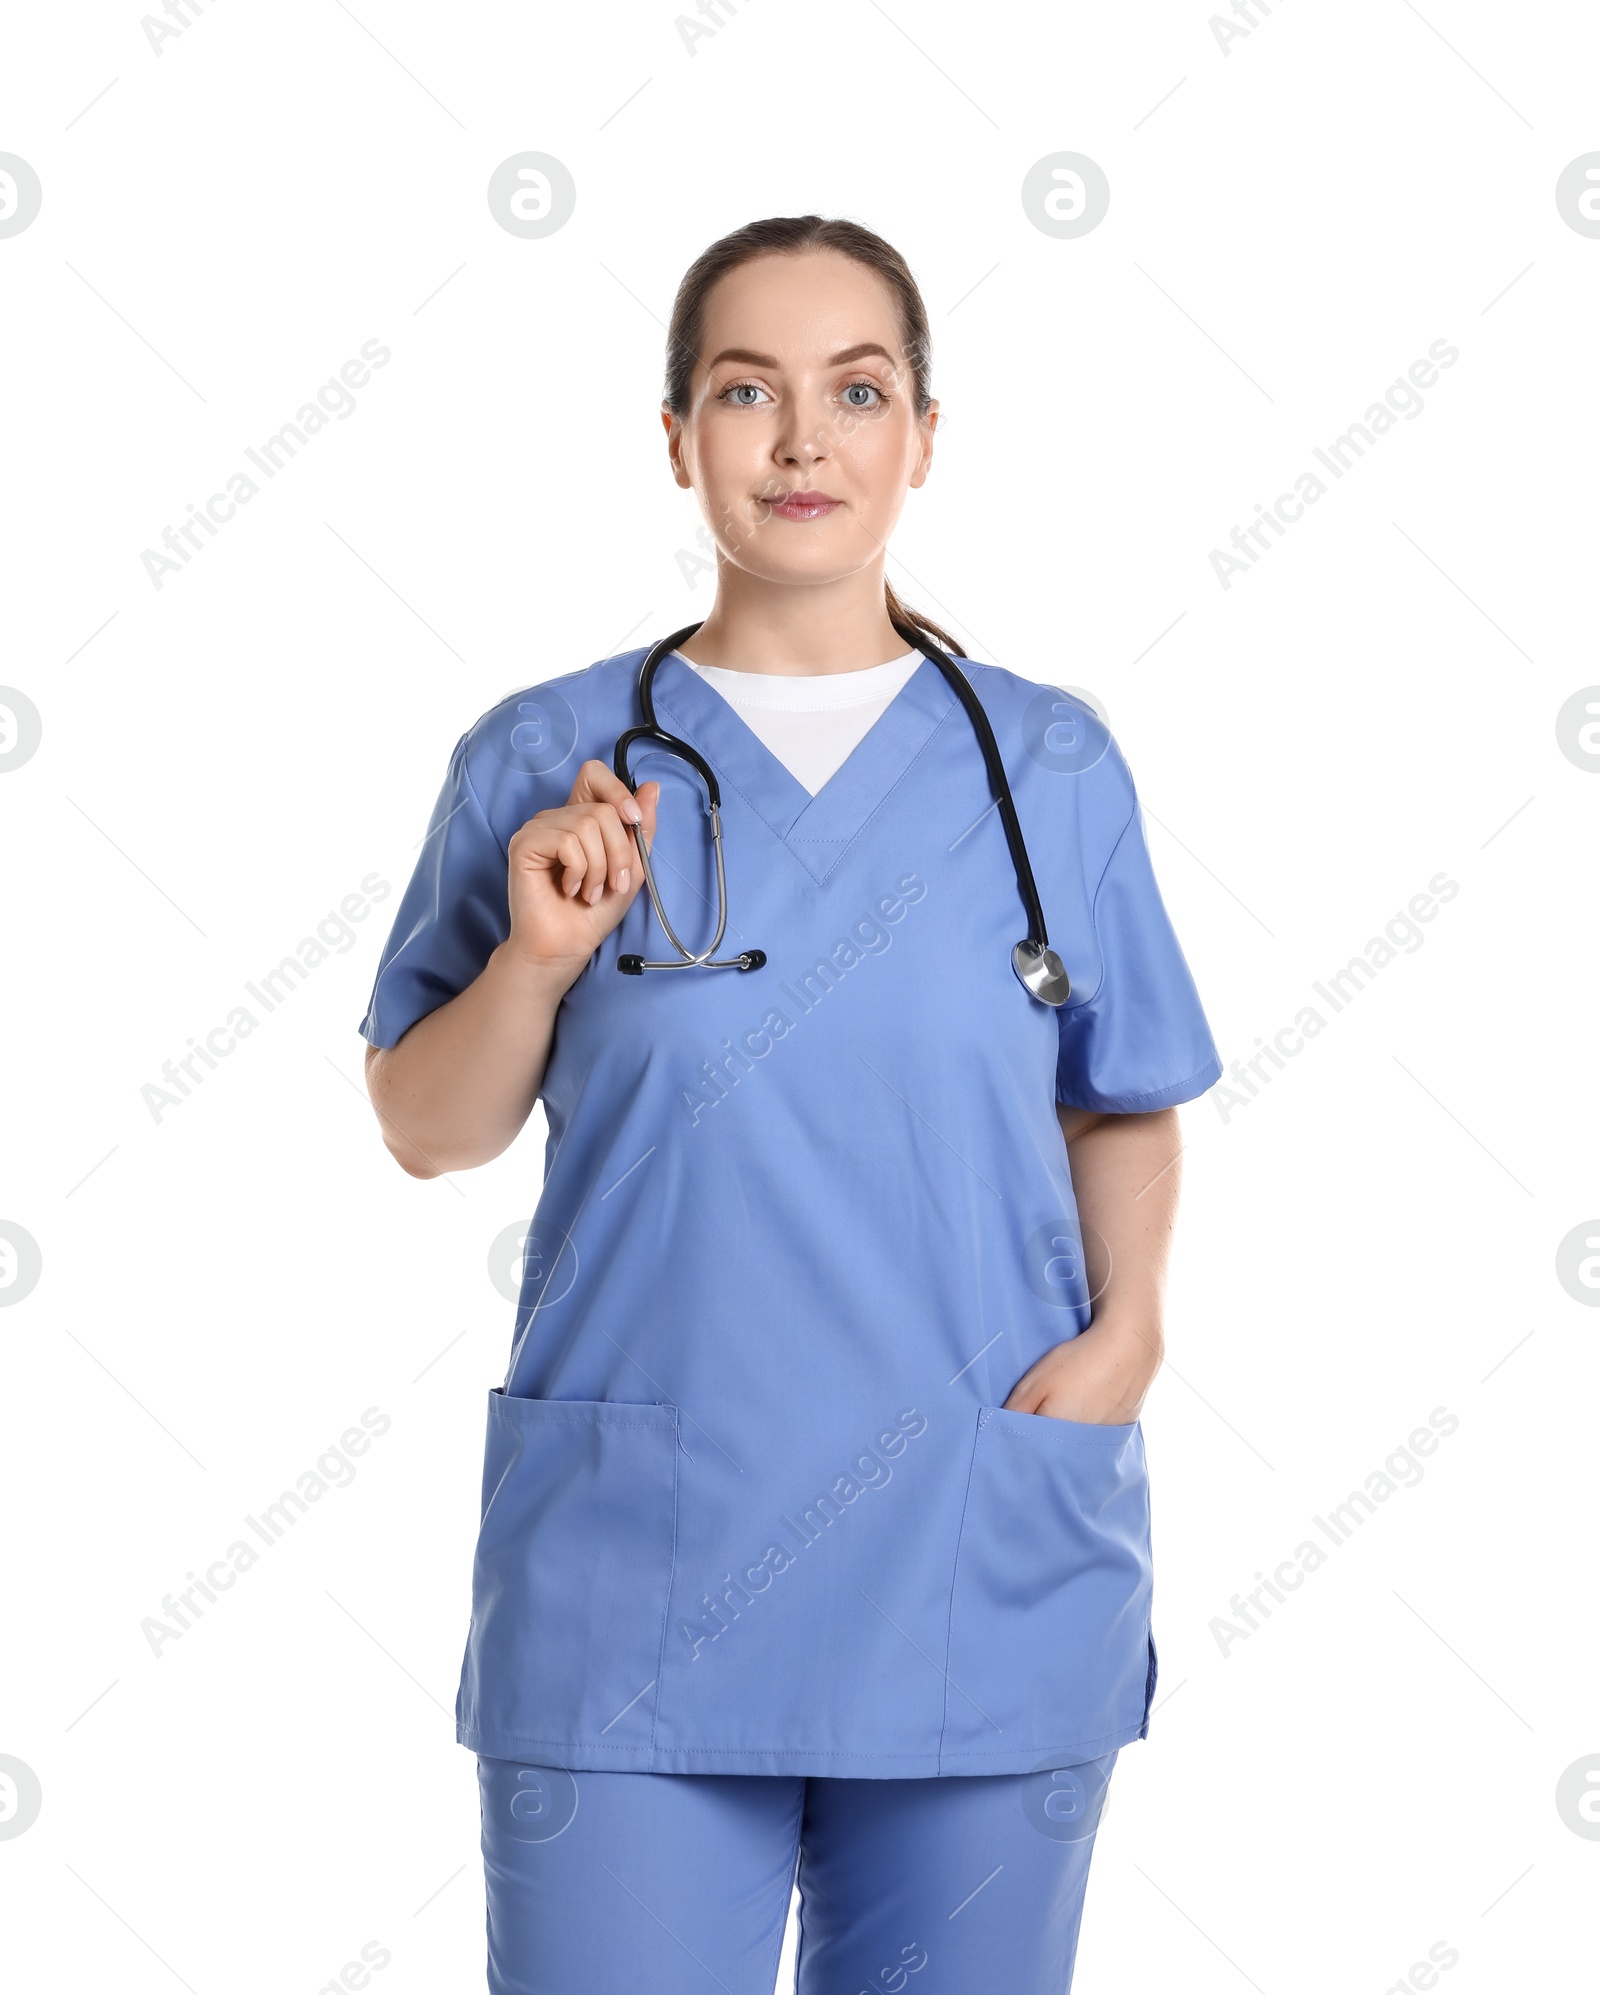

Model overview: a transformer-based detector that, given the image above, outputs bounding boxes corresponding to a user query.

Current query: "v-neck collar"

[650,648,960,885]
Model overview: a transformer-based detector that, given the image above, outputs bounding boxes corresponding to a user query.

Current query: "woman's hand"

[1003,1315,1164,1426]
[505,760,659,979]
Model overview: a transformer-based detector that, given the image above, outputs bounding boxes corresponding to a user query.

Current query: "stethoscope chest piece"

[1012,940,1071,1007]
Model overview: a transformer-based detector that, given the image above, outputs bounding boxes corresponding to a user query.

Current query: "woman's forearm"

[1005,1105,1184,1422]
[1064,1104,1182,1347]
[364,942,575,1177]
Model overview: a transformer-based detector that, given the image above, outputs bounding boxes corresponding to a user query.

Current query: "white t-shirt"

[685,652,922,796]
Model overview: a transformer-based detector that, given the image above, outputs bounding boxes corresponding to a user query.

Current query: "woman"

[361,216,1222,1994]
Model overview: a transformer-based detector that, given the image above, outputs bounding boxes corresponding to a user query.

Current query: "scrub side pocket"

[940,1406,1153,1767]
[456,1390,679,1760]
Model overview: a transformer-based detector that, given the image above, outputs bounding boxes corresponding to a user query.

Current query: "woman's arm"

[364,761,657,1179]
[365,948,572,1178]
[1004,1104,1183,1424]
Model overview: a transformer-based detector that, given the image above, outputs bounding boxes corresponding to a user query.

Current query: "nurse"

[362,215,1222,1994]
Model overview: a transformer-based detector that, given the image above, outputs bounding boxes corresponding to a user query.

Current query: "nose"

[774,428,825,469]
[772,386,832,470]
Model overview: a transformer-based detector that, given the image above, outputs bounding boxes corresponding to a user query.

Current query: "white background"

[2,1,1597,1989]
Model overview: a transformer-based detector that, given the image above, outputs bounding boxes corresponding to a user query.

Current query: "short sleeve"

[1054,793,1222,1114]
[358,733,512,1049]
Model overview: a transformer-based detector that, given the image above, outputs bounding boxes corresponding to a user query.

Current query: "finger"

[568,815,611,905]
[585,801,638,896]
[571,757,644,827]
[509,813,585,873]
[634,779,660,849]
[554,830,590,899]
[515,807,634,900]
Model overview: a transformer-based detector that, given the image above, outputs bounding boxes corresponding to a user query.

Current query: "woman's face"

[664,249,938,591]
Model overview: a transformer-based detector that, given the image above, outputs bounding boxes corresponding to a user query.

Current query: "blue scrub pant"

[477,1751,1116,1993]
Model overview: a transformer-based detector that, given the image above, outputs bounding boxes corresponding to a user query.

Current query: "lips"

[767,490,841,521]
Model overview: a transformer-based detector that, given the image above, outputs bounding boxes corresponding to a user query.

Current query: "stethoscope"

[612,622,1072,1007]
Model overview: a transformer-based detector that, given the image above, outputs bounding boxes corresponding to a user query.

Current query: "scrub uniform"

[361,643,1222,1987]
[477,1751,1116,1994]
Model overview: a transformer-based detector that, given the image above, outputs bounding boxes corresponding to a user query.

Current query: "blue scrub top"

[361,645,1222,1778]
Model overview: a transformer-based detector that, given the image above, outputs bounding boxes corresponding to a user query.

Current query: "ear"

[662,405,693,491]
[907,399,939,491]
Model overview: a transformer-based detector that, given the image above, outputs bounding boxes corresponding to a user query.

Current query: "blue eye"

[842,380,883,409]
[722,381,767,406]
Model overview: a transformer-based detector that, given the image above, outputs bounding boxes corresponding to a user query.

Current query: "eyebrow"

[704,342,899,370]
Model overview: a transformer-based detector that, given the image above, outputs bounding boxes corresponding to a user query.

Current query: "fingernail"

[618,869,630,892]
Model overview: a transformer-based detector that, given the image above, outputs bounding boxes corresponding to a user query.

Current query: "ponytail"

[885,581,966,659]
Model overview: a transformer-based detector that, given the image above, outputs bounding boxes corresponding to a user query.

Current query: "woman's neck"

[675,562,908,676]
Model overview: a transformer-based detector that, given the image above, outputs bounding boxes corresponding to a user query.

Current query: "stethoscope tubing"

[623,805,755,970]
[613,621,1062,996]
[889,621,1052,956]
